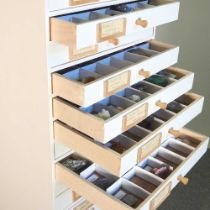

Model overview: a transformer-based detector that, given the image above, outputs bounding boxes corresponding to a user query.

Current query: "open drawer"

[53,67,194,142]
[50,0,179,50]
[56,128,209,210]
[52,40,179,106]
[54,92,204,176]
[49,0,143,11]
[49,27,155,67]
[49,0,103,10]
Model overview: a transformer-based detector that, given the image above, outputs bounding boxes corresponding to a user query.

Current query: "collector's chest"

[49,1,209,210]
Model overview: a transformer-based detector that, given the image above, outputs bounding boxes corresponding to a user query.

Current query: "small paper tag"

[104,71,130,96]
[123,103,148,131]
[98,18,126,41]
[138,133,162,162]
[71,45,98,60]
[150,183,172,210]
[73,45,97,56]
[74,200,93,210]
[70,0,98,6]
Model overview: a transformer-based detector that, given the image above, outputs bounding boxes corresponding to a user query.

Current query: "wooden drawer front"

[49,28,155,67]
[150,182,171,210]
[54,92,204,176]
[50,0,179,50]
[56,128,209,210]
[53,67,194,142]
[52,40,179,106]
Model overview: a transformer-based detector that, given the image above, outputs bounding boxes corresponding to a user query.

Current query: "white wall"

[0,1,53,210]
[156,0,210,138]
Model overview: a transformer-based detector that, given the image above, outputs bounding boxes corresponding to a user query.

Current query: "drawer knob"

[169,129,182,138]
[139,69,150,78]
[135,19,148,28]
[156,101,168,109]
[178,176,189,185]
[109,38,119,46]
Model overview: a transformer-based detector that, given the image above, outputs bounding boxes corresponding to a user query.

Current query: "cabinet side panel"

[0,1,53,210]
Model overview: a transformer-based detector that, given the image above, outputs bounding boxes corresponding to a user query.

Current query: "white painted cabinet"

[2,1,205,210]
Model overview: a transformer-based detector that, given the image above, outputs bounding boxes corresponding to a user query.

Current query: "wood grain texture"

[150,182,172,210]
[56,164,132,210]
[52,73,85,106]
[53,97,105,140]
[50,18,76,46]
[54,121,122,176]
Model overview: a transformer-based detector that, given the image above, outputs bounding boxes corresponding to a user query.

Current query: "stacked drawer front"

[53,66,194,142]
[56,129,209,210]
[49,1,209,210]
[54,92,204,176]
[49,0,179,67]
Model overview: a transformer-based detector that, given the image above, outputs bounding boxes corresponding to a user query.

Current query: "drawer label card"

[138,133,162,162]
[70,0,98,6]
[150,182,172,210]
[74,200,93,210]
[104,71,130,96]
[123,103,148,131]
[98,18,126,41]
[71,45,98,59]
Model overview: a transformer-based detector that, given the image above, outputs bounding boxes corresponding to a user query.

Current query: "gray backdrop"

[156,0,210,142]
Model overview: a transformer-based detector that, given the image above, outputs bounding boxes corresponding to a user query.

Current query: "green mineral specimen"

[145,75,169,87]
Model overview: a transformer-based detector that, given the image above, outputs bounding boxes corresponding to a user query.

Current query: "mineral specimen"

[96,109,111,120]
[128,94,141,102]
[62,158,88,173]
[145,75,169,87]
[152,164,172,179]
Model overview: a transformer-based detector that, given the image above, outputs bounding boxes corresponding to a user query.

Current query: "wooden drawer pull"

[169,129,182,138]
[156,101,167,109]
[178,176,189,185]
[139,69,150,78]
[109,38,119,46]
[135,19,148,28]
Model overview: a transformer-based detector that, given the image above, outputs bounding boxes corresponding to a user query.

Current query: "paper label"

[98,18,126,41]
[71,0,97,6]
[104,71,130,96]
[74,200,93,210]
[123,103,148,131]
[150,183,172,210]
[138,133,162,162]
[73,45,97,56]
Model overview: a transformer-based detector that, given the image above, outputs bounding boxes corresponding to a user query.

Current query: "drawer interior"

[56,41,174,85]
[56,0,171,25]
[77,68,188,121]
[53,0,176,27]
[166,92,199,114]
[57,129,207,209]
[55,92,201,157]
